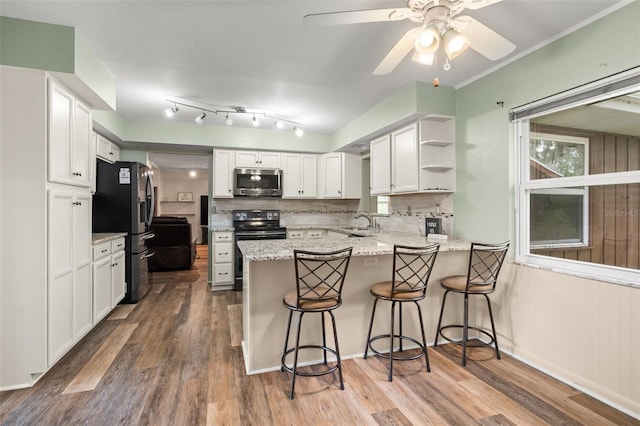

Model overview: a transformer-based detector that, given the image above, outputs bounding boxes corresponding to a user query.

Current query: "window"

[377,195,390,214]
[529,133,589,248]
[513,69,640,285]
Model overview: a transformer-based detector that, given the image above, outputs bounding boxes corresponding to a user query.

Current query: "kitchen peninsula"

[237,231,473,374]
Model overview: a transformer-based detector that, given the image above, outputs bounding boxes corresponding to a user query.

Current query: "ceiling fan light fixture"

[442,28,470,59]
[414,24,440,55]
[411,51,435,66]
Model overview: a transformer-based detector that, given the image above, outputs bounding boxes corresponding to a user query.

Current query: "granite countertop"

[237,231,470,262]
[92,232,127,244]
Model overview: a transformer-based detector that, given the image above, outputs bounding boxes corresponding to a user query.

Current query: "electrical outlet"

[322,205,327,213]
[364,257,377,267]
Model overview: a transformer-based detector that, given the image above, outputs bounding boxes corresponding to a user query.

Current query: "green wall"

[0,16,74,73]
[1,16,116,110]
[453,1,640,242]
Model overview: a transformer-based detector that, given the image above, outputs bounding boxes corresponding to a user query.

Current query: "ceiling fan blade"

[303,8,411,26]
[463,0,503,10]
[453,16,515,60]
[373,27,422,75]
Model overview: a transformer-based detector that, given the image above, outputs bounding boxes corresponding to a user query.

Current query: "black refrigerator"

[93,160,155,303]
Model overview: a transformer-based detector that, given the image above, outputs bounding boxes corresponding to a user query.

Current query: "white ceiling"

[2,0,629,138]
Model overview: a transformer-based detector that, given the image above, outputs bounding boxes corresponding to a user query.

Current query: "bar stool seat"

[281,247,353,399]
[363,244,440,382]
[434,241,509,366]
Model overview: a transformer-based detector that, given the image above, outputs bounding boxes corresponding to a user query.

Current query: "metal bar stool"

[281,247,352,399]
[434,241,509,366]
[363,244,440,382]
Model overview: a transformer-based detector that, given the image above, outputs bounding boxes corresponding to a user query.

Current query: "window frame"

[513,69,640,286]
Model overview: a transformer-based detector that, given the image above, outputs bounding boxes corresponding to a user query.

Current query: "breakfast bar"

[237,231,472,374]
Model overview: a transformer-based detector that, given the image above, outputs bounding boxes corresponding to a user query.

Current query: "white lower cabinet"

[111,244,126,306]
[92,237,126,323]
[212,231,234,290]
[48,189,92,365]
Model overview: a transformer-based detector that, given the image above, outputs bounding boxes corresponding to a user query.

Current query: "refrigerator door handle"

[141,251,155,260]
[146,172,155,227]
[141,233,155,240]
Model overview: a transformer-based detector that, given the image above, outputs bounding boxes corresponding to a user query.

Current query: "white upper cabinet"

[213,149,234,198]
[391,123,419,193]
[48,79,92,187]
[282,153,317,198]
[235,151,281,168]
[419,116,456,192]
[370,134,391,195]
[96,133,120,164]
[369,119,455,195]
[318,152,362,199]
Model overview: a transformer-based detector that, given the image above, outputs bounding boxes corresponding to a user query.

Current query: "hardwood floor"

[1,245,637,425]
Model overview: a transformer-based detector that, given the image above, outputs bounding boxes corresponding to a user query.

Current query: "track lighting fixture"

[162,98,304,136]
[195,111,206,124]
[164,104,179,118]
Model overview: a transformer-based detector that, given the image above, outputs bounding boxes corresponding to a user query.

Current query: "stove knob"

[266,213,272,220]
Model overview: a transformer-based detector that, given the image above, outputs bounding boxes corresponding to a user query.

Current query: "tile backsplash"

[210,192,454,237]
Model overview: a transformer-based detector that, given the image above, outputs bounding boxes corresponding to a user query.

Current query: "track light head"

[273,120,284,129]
[294,127,304,137]
[195,111,206,124]
[164,105,179,118]
[252,115,260,127]
[225,113,233,126]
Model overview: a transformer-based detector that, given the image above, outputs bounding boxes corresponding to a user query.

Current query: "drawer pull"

[101,249,108,253]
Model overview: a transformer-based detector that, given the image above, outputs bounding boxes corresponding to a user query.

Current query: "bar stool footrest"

[282,345,340,377]
[367,334,426,361]
[438,325,495,348]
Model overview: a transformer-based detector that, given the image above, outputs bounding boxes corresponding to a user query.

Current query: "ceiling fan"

[304,0,516,75]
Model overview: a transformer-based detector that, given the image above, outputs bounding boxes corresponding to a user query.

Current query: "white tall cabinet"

[0,66,97,390]
[48,190,92,365]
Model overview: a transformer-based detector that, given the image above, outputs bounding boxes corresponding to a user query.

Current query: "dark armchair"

[147,216,197,272]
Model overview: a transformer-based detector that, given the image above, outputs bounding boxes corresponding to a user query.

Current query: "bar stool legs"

[364,299,431,382]
[282,310,344,399]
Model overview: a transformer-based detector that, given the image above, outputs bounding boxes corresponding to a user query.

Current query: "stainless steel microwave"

[233,168,282,197]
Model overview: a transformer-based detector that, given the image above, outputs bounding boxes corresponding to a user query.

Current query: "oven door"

[234,231,286,290]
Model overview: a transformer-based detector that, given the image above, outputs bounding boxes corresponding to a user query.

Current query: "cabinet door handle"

[101,249,108,253]
[73,201,83,206]
[72,172,83,177]
[219,252,228,255]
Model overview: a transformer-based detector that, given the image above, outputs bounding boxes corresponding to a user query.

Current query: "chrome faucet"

[354,211,377,234]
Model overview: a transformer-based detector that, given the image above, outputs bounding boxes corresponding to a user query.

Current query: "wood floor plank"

[372,408,413,426]
[227,304,243,347]
[62,323,138,394]
[569,393,640,426]
[107,303,136,320]
[207,399,241,426]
